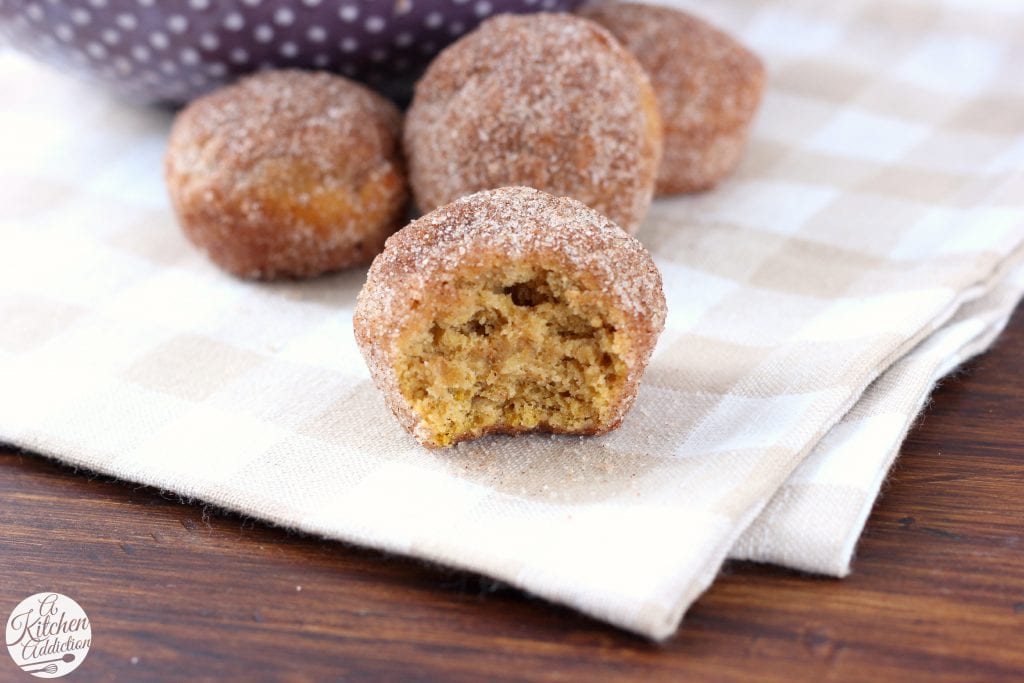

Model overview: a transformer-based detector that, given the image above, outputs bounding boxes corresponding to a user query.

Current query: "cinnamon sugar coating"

[403,13,662,235]
[165,70,408,279]
[580,1,765,195]
[354,187,666,448]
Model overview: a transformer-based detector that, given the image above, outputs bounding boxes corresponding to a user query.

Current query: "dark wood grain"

[2,311,1023,683]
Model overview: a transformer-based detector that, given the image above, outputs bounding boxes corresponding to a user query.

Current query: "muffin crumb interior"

[396,265,628,447]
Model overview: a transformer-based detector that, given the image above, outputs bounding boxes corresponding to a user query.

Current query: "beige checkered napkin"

[2,0,1024,639]
[731,258,1024,575]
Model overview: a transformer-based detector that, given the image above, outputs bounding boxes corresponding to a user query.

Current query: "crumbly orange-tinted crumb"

[354,187,668,449]
[396,266,629,447]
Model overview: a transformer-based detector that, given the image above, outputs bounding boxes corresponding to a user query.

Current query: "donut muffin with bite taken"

[403,13,662,235]
[354,186,666,448]
[165,70,407,279]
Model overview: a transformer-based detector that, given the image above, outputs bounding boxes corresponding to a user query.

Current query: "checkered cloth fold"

[1,0,1023,639]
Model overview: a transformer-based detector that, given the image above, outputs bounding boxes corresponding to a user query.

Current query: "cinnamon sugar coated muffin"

[403,13,663,235]
[165,70,407,279]
[580,1,765,195]
[354,187,666,448]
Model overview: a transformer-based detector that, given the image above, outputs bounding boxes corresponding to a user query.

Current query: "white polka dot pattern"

[0,0,582,104]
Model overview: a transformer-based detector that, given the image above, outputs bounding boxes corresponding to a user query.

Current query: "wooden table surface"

[2,311,1023,683]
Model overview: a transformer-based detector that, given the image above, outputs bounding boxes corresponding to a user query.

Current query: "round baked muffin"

[579,1,765,195]
[165,69,407,279]
[403,13,662,235]
[354,186,666,448]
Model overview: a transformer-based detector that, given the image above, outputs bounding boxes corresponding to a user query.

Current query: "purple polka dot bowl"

[0,0,583,106]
